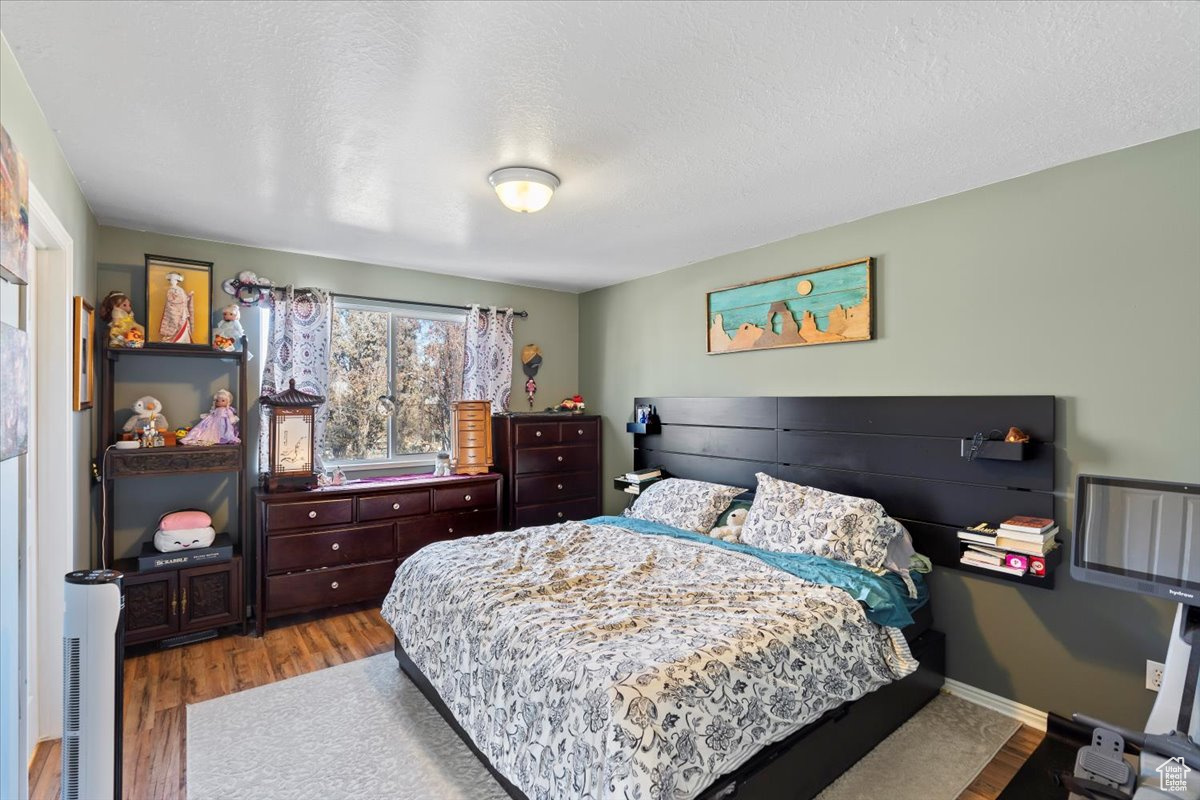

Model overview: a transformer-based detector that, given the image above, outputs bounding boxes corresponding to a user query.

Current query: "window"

[325,299,466,466]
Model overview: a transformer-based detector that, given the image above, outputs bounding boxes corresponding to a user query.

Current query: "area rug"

[188,654,1019,800]
[816,693,1021,800]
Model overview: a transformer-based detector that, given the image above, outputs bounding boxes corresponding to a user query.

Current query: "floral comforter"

[380,518,919,800]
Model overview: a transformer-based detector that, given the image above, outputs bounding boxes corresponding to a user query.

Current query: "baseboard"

[943,678,1049,731]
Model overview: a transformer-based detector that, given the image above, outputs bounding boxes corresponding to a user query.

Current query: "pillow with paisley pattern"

[740,473,901,569]
[626,478,744,533]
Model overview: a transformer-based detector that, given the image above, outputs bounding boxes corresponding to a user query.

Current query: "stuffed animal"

[154,509,216,552]
[710,507,747,543]
[122,396,169,433]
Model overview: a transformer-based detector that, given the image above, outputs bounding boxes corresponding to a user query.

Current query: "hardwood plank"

[958,724,1045,800]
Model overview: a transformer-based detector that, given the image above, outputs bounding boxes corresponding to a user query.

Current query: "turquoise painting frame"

[706,257,874,354]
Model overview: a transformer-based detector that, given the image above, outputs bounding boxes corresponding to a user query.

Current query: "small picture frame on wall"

[73,297,94,410]
[145,254,213,347]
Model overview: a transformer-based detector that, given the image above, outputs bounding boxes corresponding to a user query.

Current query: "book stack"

[619,468,662,495]
[957,516,1058,578]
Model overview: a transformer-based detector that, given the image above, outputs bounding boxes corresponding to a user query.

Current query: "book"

[999,515,1055,534]
[957,522,999,545]
[995,536,1059,555]
[624,468,662,482]
[137,533,233,572]
[962,546,1005,565]
[960,557,1026,577]
[995,525,1059,544]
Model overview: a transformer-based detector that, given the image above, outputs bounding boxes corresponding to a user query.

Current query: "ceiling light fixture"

[488,167,560,213]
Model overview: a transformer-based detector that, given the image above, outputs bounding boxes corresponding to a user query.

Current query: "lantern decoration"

[259,379,325,492]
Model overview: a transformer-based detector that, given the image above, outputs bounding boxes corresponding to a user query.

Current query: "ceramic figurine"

[212,303,244,351]
[181,389,240,446]
[331,466,346,486]
[434,451,451,477]
[122,396,169,437]
[99,291,145,349]
[158,271,195,344]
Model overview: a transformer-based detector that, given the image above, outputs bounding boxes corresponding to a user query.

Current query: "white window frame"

[326,297,467,471]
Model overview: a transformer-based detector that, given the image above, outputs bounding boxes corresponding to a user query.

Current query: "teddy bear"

[710,507,747,543]
[122,396,170,433]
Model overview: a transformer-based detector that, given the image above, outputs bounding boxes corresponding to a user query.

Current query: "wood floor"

[29,605,1042,800]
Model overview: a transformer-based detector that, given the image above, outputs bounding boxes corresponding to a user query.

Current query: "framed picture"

[73,297,95,410]
[145,254,213,347]
[0,321,29,461]
[706,257,874,354]
[0,125,30,286]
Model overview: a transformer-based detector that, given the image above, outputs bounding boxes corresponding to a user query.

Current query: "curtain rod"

[282,288,528,318]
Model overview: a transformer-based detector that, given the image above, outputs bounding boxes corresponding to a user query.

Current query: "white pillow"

[740,473,899,569]
[626,478,743,533]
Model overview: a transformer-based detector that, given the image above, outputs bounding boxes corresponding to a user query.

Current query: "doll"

[158,271,194,343]
[181,389,240,446]
[212,304,244,351]
[99,291,145,348]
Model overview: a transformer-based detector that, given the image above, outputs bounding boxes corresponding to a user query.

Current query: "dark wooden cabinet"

[121,558,242,646]
[493,414,602,529]
[255,473,502,634]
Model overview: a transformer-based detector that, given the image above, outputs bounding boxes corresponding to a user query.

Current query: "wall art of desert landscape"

[707,257,874,354]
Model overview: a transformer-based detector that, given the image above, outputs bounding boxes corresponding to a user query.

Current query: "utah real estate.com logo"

[1157,756,1190,793]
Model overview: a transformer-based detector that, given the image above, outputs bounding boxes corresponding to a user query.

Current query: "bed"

[383,395,1056,799]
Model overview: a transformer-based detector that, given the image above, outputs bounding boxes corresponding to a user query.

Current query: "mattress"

[381,517,921,800]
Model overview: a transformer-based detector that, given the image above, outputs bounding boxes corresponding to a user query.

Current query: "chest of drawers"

[254,473,501,633]
[451,400,494,475]
[492,414,602,529]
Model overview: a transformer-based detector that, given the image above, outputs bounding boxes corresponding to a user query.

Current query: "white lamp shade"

[488,167,560,213]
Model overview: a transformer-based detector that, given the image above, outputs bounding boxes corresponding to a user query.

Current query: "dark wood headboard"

[632,396,1056,581]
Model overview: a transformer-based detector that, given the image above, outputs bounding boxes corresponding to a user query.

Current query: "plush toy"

[154,509,216,552]
[122,396,169,434]
[710,507,747,543]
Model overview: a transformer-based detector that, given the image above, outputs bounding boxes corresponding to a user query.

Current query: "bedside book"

[999,515,1056,534]
[957,522,999,545]
[995,526,1059,544]
[136,533,234,572]
[960,557,1026,577]
[995,536,1059,555]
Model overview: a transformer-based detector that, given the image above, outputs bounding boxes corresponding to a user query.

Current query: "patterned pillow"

[740,473,899,569]
[627,478,743,533]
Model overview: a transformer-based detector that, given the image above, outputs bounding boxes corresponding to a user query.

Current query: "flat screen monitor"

[1073,475,1200,605]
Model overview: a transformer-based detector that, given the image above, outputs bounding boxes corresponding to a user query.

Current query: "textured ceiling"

[2,1,1197,291]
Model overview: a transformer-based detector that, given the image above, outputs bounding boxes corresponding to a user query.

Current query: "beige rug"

[188,654,1019,800]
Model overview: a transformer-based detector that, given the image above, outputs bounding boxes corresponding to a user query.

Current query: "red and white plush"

[154,509,216,552]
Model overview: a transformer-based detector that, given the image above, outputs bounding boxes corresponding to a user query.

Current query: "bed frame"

[395,395,1057,799]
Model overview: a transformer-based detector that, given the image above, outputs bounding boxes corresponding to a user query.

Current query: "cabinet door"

[123,571,179,645]
[179,560,242,633]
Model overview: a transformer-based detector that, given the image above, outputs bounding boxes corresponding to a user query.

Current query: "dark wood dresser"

[254,472,502,634]
[492,414,602,529]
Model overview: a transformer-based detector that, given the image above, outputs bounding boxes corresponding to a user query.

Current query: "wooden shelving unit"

[98,337,250,647]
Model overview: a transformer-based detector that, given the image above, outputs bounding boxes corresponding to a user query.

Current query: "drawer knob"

[557,512,564,518]
[464,494,472,502]
[331,543,340,551]
[308,510,317,519]
[535,430,543,437]
[578,429,583,435]
[392,502,401,510]
[557,455,563,462]
[557,483,563,490]
[448,527,454,534]
[330,581,339,590]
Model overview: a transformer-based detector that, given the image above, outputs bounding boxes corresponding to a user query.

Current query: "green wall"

[96,225,580,559]
[1,35,99,569]
[579,130,1200,729]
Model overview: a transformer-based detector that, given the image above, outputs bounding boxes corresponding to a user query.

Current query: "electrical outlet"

[1147,660,1165,691]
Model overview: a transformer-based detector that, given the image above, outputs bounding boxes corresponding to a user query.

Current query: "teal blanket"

[586,515,924,629]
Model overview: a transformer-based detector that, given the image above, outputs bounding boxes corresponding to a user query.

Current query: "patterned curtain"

[461,305,514,411]
[259,286,332,470]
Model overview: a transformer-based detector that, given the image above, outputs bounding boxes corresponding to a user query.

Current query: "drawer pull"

[308,510,318,519]
[557,511,564,518]
[577,429,583,435]
[557,455,563,462]
[392,502,401,510]
[464,494,472,502]
[557,483,563,490]
[448,527,454,534]
[330,581,339,590]
[535,430,543,437]
[331,543,340,551]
